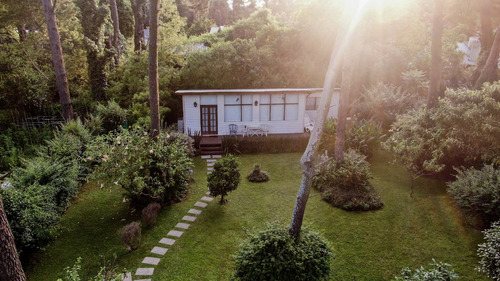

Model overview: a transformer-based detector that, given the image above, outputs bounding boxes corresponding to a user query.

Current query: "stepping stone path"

[124,154,222,281]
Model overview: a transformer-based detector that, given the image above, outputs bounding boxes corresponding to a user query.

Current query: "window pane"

[224,95,241,105]
[261,94,270,104]
[271,104,284,121]
[242,95,252,104]
[225,106,241,122]
[242,105,252,121]
[260,105,270,121]
[285,104,299,120]
[286,94,299,103]
[271,94,285,104]
[306,97,315,110]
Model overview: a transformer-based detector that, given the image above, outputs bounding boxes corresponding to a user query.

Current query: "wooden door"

[200,105,218,135]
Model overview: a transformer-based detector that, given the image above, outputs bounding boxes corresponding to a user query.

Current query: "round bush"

[232,225,334,281]
[477,221,500,280]
[207,155,240,203]
[313,149,383,211]
[246,165,270,183]
[447,164,500,226]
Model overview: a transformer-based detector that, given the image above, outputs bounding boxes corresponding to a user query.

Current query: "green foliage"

[447,165,500,226]
[222,135,309,155]
[232,224,334,281]
[313,149,383,211]
[352,83,423,127]
[96,100,128,133]
[477,221,500,280]
[401,69,429,96]
[246,164,270,183]
[393,259,459,281]
[86,128,194,206]
[207,155,240,203]
[56,257,125,281]
[319,116,383,157]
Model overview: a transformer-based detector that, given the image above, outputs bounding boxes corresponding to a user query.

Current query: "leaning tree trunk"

[475,28,500,89]
[0,196,26,281]
[289,6,354,239]
[131,0,146,52]
[472,0,493,83]
[41,0,75,122]
[334,52,353,162]
[109,0,121,64]
[426,0,444,109]
[149,0,161,138]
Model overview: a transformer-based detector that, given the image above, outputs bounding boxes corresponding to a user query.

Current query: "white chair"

[260,124,269,136]
[242,125,249,137]
[304,114,314,132]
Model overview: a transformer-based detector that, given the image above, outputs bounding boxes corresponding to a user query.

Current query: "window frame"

[224,94,253,122]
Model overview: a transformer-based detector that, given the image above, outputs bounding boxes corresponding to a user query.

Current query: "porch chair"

[260,124,270,136]
[304,114,314,132]
[229,124,238,136]
[242,125,249,137]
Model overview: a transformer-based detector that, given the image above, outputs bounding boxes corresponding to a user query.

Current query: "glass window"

[224,94,252,122]
[260,105,270,121]
[285,104,298,120]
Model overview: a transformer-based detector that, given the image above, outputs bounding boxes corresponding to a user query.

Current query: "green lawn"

[26,150,486,280]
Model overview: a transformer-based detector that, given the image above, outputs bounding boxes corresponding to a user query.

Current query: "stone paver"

[151,246,168,255]
[195,201,208,208]
[142,257,161,265]
[167,230,184,237]
[212,155,222,158]
[207,167,214,171]
[207,171,212,174]
[206,191,212,195]
[201,155,211,159]
[207,159,217,162]
[159,237,176,245]
[135,268,154,276]
[135,279,152,281]
[207,162,215,166]
[188,208,202,215]
[182,215,197,222]
[122,272,132,281]
[176,222,190,229]
[200,196,214,202]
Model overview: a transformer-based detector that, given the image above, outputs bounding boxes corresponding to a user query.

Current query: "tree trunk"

[472,0,493,83]
[426,0,444,109]
[149,0,161,138]
[289,7,352,240]
[475,28,500,89]
[334,54,353,162]
[41,0,75,122]
[131,0,146,52]
[0,196,26,281]
[109,0,121,64]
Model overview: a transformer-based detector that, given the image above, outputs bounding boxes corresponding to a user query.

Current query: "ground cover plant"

[26,151,487,280]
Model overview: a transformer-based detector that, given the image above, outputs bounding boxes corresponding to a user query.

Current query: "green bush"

[232,224,334,281]
[477,221,500,280]
[96,100,127,133]
[319,116,383,157]
[86,128,194,206]
[222,135,309,155]
[448,165,500,227]
[207,155,240,204]
[56,257,125,281]
[393,259,459,280]
[313,150,383,211]
[246,164,270,183]
[351,83,423,127]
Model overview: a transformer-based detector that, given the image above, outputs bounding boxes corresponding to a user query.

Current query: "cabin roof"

[175,88,325,95]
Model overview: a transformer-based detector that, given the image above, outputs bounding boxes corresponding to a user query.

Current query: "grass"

[26,150,486,280]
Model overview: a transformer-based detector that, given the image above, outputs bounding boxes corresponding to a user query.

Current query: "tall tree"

[472,0,494,83]
[289,3,354,239]
[475,28,500,89]
[149,0,160,138]
[131,0,147,52]
[109,0,122,64]
[0,196,26,281]
[41,0,75,121]
[334,53,353,162]
[426,0,444,109]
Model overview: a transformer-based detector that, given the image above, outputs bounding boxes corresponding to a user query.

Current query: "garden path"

[122,154,221,281]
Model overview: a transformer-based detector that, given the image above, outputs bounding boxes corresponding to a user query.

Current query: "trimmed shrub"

[477,221,500,280]
[207,155,240,204]
[393,259,459,280]
[448,165,500,226]
[223,135,309,155]
[86,128,194,206]
[246,164,270,183]
[121,221,141,251]
[313,149,383,211]
[96,100,127,133]
[142,202,162,228]
[232,224,334,281]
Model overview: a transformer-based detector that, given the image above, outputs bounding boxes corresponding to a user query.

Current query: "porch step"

[199,136,223,155]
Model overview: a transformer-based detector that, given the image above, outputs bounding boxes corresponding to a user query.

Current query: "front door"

[200,105,218,135]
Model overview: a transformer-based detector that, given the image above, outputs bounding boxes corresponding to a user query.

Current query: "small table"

[247,126,263,137]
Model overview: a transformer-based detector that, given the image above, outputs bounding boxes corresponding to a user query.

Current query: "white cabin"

[176,88,340,136]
